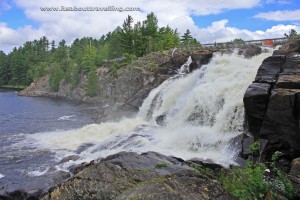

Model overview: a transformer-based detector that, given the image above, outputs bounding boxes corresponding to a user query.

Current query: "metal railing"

[174,37,290,52]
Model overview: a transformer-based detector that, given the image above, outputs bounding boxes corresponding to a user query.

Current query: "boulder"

[190,50,213,71]
[242,45,262,58]
[155,113,167,126]
[273,39,300,56]
[43,152,234,200]
[289,158,300,197]
[290,158,300,176]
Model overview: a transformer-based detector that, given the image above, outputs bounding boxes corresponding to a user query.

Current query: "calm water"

[0,89,97,185]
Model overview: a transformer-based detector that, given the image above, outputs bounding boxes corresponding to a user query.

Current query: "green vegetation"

[49,63,64,92]
[189,164,216,178]
[284,29,300,39]
[189,141,297,200]
[155,163,169,169]
[0,12,199,92]
[86,69,99,97]
[249,140,260,157]
[180,29,199,45]
[220,162,269,200]
[218,142,296,200]
[0,85,27,90]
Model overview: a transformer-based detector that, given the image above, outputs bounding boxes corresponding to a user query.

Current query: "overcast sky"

[0,0,300,53]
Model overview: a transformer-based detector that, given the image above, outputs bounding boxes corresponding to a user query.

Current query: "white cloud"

[254,9,300,21]
[265,0,291,4]
[194,20,300,44]
[0,0,299,53]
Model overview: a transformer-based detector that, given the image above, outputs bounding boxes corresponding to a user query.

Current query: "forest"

[0,12,198,92]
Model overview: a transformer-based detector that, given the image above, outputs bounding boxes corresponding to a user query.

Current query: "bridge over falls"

[173,37,289,52]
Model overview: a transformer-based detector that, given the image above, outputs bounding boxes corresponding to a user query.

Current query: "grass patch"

[155,163,169,169]
[219,161,297,200]
[0,85,27,90]
[189,164,216,178]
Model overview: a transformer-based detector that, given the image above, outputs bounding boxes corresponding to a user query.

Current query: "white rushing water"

[25,50,272,170]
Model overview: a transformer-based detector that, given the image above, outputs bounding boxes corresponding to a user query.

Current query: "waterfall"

[171,48,177,58]
[25,50,272,168]
[177,56,192,74]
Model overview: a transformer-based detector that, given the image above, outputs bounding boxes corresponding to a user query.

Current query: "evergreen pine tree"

[86,69,99,97]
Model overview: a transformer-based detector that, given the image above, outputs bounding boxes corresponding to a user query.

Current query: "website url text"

[40,6,140,12]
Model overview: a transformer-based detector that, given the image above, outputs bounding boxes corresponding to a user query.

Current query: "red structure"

[262,40,274,46]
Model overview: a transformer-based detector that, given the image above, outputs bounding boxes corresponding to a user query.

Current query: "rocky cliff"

[244,40,300,160]
[19,50,213,110]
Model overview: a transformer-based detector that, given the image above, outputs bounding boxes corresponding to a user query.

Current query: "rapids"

[24,49,273,171]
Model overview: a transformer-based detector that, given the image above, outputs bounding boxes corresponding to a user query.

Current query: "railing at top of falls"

[173,37,290,52]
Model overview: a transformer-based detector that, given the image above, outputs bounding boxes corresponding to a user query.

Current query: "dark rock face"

[254,56,286,84]
[244,83,271,135]
[244,39,300,159]
[190,50,213,71]
[43,152,234,200]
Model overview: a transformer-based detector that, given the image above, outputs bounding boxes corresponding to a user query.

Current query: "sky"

[0,0,300,53]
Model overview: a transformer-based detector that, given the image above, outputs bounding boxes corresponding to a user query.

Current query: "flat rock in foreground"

[43,152,233,200]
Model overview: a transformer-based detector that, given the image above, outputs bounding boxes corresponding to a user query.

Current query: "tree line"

[0,12,199,94]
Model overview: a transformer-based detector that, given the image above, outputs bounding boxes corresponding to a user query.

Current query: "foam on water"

[58,115,77,121]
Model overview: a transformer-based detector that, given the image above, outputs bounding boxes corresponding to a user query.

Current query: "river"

[0,90,97,183]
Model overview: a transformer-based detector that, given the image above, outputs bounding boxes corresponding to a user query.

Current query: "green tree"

[181,29,193,44]
[180,29,199,45]
[158,26,180,50]
[284,29,300,39]
[28,61,48,80]
[232,38,245,44]
[119,15,134,55]
[54,39,68,64]
[0,51,9,86]
[86,69,99,97]
[142,12,159,53]
[49,63,64,92]
[105,28,123,59]
[81,45,97,73]
[95,43,110,65]
[70,64,80,88]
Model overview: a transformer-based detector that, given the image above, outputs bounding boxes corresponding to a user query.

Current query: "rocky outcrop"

[43,152,233,200]
[239,45,262,58]
[244,39,300,160]
[273,39,300,56]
